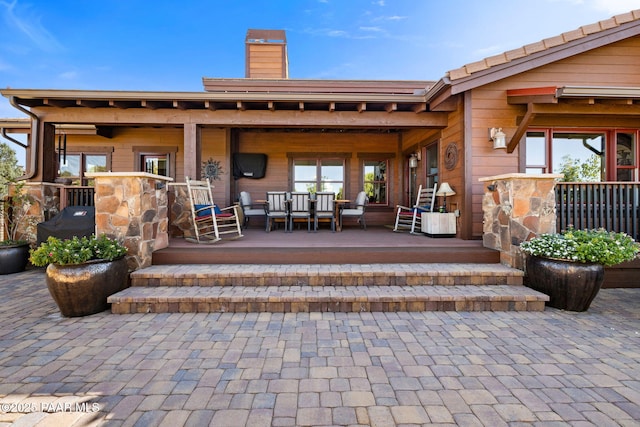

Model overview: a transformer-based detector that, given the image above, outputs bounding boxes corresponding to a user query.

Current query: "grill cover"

[37,206,95,245]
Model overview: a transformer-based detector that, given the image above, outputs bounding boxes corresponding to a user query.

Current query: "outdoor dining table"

[256,196,350,231]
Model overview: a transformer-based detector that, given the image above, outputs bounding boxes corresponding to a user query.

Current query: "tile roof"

[447,9,640,81]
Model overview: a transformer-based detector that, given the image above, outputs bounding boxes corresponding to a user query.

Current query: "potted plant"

[520,228,639,311]
[0,180,37,275]
[30,234,130,317]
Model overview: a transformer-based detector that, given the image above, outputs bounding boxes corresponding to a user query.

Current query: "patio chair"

[265,191,289,232]
[185,177,243,243]
[238,191,266,228]
[340,191,368,230]
[289,191,312,232]
[314,192,335,232]
[393,183,437,234]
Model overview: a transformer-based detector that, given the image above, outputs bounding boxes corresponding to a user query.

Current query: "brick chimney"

[245,29,288,79]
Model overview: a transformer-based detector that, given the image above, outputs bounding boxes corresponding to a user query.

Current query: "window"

[132,146,177,179]
[425,143,438,188]
[142,154,168,176]
[525,130,606,182]
[363,160,387,204]
[616,132,636,181]
[293,159,344,197]
[525,131,547,174]
[57,152,109,186]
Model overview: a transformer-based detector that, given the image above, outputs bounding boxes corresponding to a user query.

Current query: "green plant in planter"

[521,228,639,312]
[1,180,37,246]
[30,234,128,267]
[520,228,639,267]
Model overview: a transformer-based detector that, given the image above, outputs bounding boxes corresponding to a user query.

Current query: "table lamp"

[435,183,456,213]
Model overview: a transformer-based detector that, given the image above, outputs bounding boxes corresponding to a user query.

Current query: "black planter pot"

[0,242,31,275]
[525,255,604,312]
[46,257,129,317]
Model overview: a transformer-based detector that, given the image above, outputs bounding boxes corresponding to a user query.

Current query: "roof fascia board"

[1,88,427,104]
[557,86,640,98]
[202,78,434,94]
[448,19,640,95]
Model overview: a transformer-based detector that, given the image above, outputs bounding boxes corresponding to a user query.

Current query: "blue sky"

[1,0,640,121]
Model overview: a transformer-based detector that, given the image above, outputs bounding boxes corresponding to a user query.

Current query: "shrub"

[520,228,639,267]
[30,235,128,267]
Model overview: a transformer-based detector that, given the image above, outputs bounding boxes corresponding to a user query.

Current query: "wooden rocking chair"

[185,177,243,243]
[393,183,437,234]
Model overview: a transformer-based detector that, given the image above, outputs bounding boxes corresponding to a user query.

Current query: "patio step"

[108,263,549,313]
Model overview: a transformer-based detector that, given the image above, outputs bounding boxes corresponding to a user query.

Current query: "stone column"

[479,173,562,269]
[87,172,173,271]
[8,182,60,243]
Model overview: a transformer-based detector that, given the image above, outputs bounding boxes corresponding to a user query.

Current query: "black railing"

[556,182,640,239]
[61,186,95,209]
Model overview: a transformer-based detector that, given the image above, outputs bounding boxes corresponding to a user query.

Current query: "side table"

[421,212,456,237]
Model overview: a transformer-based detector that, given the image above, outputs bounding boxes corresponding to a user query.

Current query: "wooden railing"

[556,182,640,239]
[60,186,95,209]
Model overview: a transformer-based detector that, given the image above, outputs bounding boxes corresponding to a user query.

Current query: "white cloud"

[546,0,640,15]
[327,29,349,37]
[589,0,640,15]
[59,70,78,80]
[0,0,64,52]
[0,58,11,71]
[359,26,384,33]
[473,44,505,58]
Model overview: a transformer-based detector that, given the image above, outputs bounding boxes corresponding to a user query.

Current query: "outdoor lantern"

[490,127,507,149]
[436,182,456,212]
[409,154,418,168]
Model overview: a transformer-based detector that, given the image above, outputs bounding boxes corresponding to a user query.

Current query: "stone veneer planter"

[86,172,173,271]
[479,173,562,269]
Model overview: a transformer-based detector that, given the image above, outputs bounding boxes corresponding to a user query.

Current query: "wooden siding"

[439,101,465,238]
[247,44,286,79]
[466,35,640,239]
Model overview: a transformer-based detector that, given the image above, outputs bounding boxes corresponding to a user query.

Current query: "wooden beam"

[141,100,163,110]
[96,126,113,138]
[329,102,335,112]
[44,99,72,108]
[76,99,103,108]
[530,102,640,116]
[109,100,134,109]
[412,103,427,113]
[357,103,366,113]
[205,100,216,111]
[385,103,397,113]
[184,124,200,179]
[173,100,190,110]
[507,103,536,153]
[299,102,305,112]
[38,107,449,128]
[237,101,246,111]
[268,101,275,111]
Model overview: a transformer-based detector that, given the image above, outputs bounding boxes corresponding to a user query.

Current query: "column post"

[479,173,562,269]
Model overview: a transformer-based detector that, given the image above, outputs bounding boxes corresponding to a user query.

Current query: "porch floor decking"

[153,225,499,265]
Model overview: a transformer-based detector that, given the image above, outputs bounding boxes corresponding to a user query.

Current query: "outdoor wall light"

[409,154,418,168]
[489,127,507,149]
[436,182,456,212]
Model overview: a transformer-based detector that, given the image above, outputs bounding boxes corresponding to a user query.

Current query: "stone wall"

[479,173,562,269]
[8,182,61,244]
[168,183,194,239]
[87,172,172,271]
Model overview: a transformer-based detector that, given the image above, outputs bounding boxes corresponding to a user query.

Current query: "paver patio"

[1,268,639,426]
